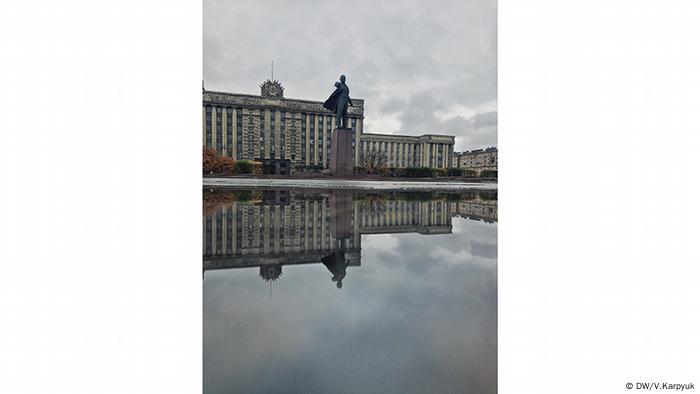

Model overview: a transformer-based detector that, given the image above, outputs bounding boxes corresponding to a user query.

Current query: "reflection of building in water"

[450,194,498,224]
[357,198,452,235]
[203,193,361,272]
[202,192,457,287]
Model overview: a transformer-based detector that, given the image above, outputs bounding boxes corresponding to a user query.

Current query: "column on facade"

[231,108,237,159]
[355,118,362,164]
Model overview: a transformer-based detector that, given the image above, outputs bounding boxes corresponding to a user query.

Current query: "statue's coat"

[323,82,353,127]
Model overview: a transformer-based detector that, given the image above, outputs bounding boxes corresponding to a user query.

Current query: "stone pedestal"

[329,190,353,239]
[329,127,354,177]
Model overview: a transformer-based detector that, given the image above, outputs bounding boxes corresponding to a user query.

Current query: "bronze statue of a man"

[323,75,353,128]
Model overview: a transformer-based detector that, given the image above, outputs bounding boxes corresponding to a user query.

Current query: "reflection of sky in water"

[204,206,496,394]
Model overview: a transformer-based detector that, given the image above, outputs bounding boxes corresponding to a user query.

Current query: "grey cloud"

[379,97,407,115]
[204,0,496,152]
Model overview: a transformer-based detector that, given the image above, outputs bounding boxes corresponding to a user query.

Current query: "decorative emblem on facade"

[260,79,284,98]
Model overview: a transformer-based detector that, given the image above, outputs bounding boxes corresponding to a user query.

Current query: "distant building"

[453,147,498,174]
[203,80,455,170]
[359,133,455,169]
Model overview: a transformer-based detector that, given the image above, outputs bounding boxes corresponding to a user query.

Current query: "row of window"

[204,106,362,165]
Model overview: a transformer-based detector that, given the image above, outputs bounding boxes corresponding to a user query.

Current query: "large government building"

[203,80,455,170]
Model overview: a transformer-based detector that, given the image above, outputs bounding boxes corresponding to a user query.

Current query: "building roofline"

[361,132,455,141]
[455,146,498,155]
[204,89,364,106]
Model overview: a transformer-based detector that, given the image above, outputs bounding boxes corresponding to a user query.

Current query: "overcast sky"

[204,0,497,151]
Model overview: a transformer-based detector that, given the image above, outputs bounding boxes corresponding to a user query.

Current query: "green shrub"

[463,169,477,177]
[445,193,462,202]
[398,191,434,201]
[446,167,463,176]
[401,167,433,177]
[235,160,254,174]
[353,166,367,175]
[233,190,253,201]
[480,169,498,178]
[433,168,448,177]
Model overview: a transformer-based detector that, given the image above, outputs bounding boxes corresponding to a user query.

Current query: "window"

[205,107,212,147]
[226,108,233,156]
[236,108,243,159]
[280,112,286,159]
[260,112,265,155]
[216,107,223,154]
[270,111,276,157]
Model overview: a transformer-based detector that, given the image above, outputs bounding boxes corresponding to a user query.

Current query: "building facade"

[358,133,455,169]
[202,190,497,284]
[203,80,457,170]
[203,79,364,168]
[453,147,498,174]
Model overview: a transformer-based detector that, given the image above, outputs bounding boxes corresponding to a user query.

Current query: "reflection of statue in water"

[321,248,349,289]
[259,264,282,282]
[322,75,353,128]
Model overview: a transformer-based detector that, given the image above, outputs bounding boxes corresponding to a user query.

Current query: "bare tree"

[358,193,386,215]
[360,149,387,175]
